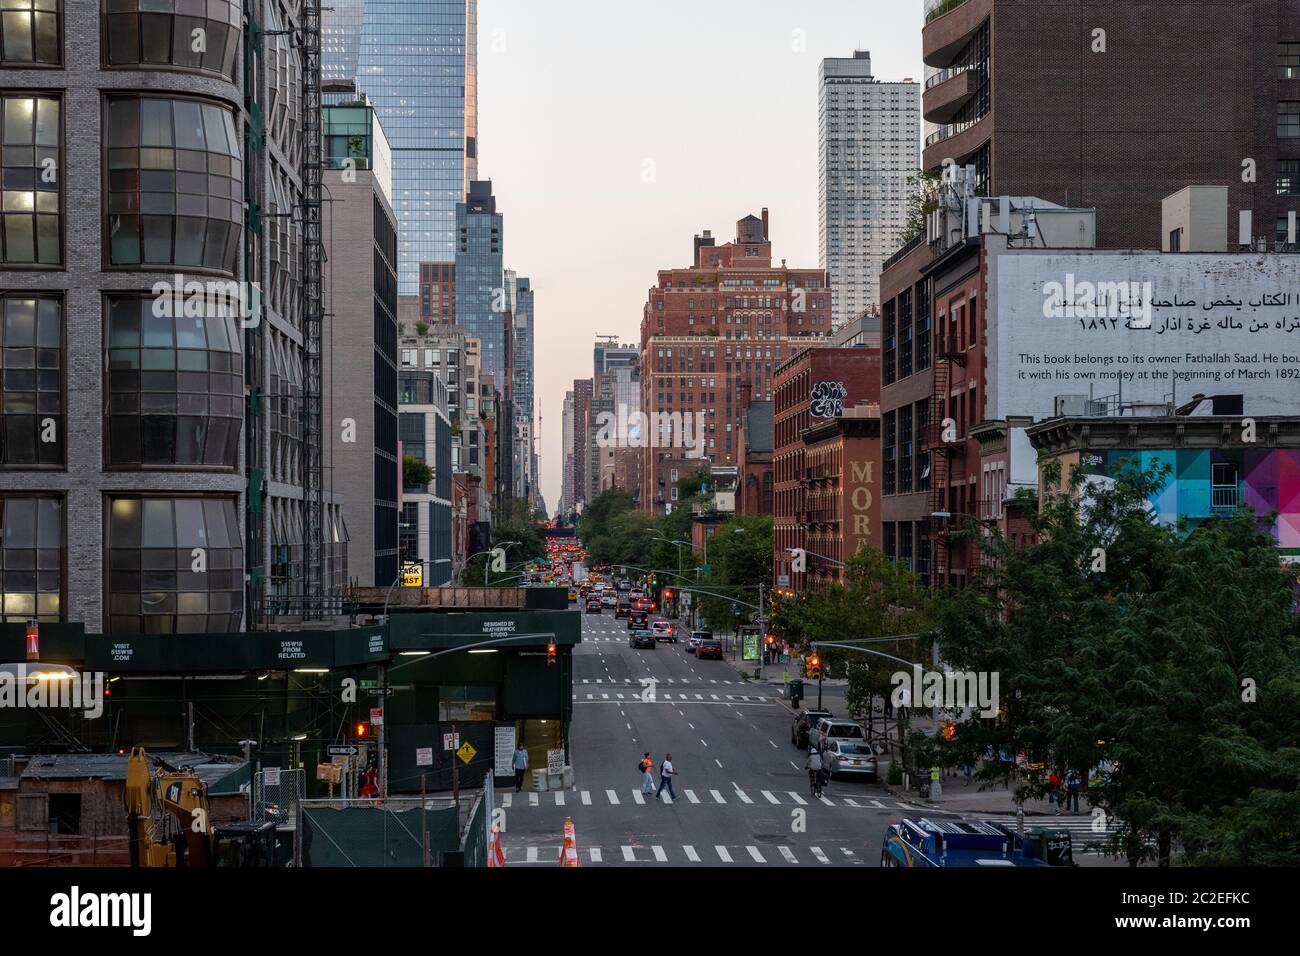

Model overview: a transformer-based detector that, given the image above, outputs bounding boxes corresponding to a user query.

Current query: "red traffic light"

[354,721,368,739]
[664,589,673,600]
[547,642,557,666]
[764,634,775,645]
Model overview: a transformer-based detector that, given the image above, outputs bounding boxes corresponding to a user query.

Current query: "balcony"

[923,67,979,124]
[922,112,990,173]
[923,0,989,68]
[1211,485,1240,512]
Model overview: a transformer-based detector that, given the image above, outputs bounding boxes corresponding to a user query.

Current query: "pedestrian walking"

[512,742,529,793]
[1048,769,1063,814]
[639,752,655,795]
[1064,768,1081,813]
[655,753,678,801]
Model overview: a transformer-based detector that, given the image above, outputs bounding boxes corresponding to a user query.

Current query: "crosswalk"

[498,788,916,811]
[508,842,867,866]
[576,678,755,685]
[575,691,773,702]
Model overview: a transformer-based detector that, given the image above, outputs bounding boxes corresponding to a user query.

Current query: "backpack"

[637,760,646,773]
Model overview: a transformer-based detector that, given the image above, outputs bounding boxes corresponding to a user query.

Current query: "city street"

[497,610,940,867]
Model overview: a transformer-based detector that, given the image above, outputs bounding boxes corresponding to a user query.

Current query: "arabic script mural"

[810,381,848,418]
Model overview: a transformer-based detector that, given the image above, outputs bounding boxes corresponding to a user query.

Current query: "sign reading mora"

[988,252,1300,418]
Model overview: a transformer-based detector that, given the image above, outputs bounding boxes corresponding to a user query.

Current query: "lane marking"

[810,846,830,865]
[652,845,667,862]
[733,786,753,804]
[778,846,798,864]
[715,845,733,863]
[819,796,835,807]
[843,798,861,807]
[606,789,620,805]
[581,791,592,805]
[709,789,726,804]
[621,846,636,862]
[554,791,565,806]
[768,740,778,749]
[684,845,700,862]
[700,738,708,748]
[529,792,539,807]
[502,794,512,808]
[787,792,807,805]
[590,847,602,863]
[869,799,886,808]
[684,789,700,804]
[715,759,723,769]
[761,790,780,804]
[525,847,539,863]
[746,845,766,863]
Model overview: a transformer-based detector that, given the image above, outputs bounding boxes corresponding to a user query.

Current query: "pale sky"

[475,0,925,513]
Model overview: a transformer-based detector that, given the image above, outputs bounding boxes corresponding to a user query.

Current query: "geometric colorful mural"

[1081,448,1300,561]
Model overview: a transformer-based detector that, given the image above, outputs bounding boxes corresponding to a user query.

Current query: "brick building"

[420,262,456,325]
[772,347,882,592]
[638,211,832,513]
[799,406,882,590]
[921,0,1300,249]
[738,400,774,516]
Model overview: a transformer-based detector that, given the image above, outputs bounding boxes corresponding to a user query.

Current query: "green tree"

[899,169,941,245]
[402,454,433,488]
[933,458,1300,866]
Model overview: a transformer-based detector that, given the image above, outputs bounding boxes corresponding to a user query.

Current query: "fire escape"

[923,333,965,586]
[301,0,326,617]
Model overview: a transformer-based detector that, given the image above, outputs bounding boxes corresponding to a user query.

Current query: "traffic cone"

[558,816,580,867]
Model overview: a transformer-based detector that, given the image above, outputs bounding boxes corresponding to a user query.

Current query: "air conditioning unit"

[1053,394,1089,417]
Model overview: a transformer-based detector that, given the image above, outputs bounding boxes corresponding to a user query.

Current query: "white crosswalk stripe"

[819,795,835,807]
[684,845,700,862]
[787,792,807,805]
[810,846,830,864]
[621,846,636,862]
[554,791,564,806]
[632,790,645,805]
[778,846,798,864]
[734,787,753,805]
[761,790,780,804]
[589,847,602,863]
[526,847,539,863]
[715,845,733,863]
[684,789,700,804]
[652,845,668,862]
[747,846,766,863]
[581,790,592,805]
[529,792,539,807]
[710,789,726,804]
[843,798,860,807]
[502,793,512,808]
[869,799,886,808]
[606,789,620,805]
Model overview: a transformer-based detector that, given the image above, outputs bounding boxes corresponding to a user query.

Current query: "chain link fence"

[253,768,305,824]
[294,796,462,866]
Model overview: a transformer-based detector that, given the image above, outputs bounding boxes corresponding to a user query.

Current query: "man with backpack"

[806,747,825,797]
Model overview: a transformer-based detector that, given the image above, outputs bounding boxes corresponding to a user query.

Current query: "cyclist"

[805,746,825,797]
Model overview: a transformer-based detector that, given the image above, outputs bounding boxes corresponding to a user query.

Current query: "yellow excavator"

[124,747,281,867]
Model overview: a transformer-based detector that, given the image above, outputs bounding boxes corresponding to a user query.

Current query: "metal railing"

[925,0,972,22]
[253,768,306,825]
[1211,486,1240,511]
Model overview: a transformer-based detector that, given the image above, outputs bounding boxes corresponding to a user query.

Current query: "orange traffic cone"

[558,816,580,867]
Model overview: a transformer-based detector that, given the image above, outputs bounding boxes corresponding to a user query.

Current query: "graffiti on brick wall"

[810,381,848,418]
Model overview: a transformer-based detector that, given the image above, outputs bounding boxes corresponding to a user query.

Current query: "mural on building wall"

[810,381,848,418]
[1079,448,1300,560]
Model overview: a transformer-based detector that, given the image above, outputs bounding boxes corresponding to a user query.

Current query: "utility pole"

[757,581,766,682]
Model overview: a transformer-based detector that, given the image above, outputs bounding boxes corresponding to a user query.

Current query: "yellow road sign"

[457,741,477,764]
[402,562,423,587]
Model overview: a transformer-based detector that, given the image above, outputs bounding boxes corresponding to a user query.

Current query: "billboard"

[988,252,1300,418]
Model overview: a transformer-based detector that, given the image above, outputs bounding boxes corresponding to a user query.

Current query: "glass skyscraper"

[455,180,505,377]
[323,0,478,293]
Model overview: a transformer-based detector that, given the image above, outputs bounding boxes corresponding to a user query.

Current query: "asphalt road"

[495,609,929,867]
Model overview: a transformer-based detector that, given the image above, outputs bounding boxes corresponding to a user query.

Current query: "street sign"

[401,561,423,587]
[263,767,281,786]
[457,741,477,764]
[444,732,460,751]
[327,745,358,756]
[369,707,383,726]
[700,563,711,576]
[416,747,433,767]
[778,574,790,587]
[494,726,516,777]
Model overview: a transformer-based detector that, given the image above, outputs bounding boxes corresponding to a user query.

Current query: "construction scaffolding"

[301,0,326,618]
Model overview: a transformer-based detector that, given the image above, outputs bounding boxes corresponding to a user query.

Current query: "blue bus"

[880,818,1072,867]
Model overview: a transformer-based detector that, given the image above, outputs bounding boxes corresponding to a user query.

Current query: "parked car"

[808,718,866,752]
[651,620,676,643]
[630,629,656,650]
[824,739,878,781]
[686,630,711,654]
[696,638,723,660]
[615,601,631,618]
[791,708,834,749]
[627,609,649,630]
[585,598,602,614]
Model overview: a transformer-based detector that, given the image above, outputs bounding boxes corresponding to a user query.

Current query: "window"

[105,296,242,468]
[1,94,60,265]
[1279,102,1300,138]
[883,521,896,562]
[105,95,243,273]
[105,495,242,633]
[0,294,62,466]
[104,0,240,79]
[0,0,59,66]
[1281,42,1300,79]
[883,410,897,495]
[1168,227,1182,252]
[0,495,61,621]
[1279,160,1300,196]
[883,301,896,385]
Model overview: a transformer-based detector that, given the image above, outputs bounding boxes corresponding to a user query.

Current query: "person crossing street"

[655,753,678,801]
[639,752,655,795]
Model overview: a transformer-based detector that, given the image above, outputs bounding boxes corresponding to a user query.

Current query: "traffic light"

[547,641,557,666]
[354,721,369,739]
[764,634,775,646]
[941,722,957,740]
[807,655,821,679]
[663,588,673,601]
